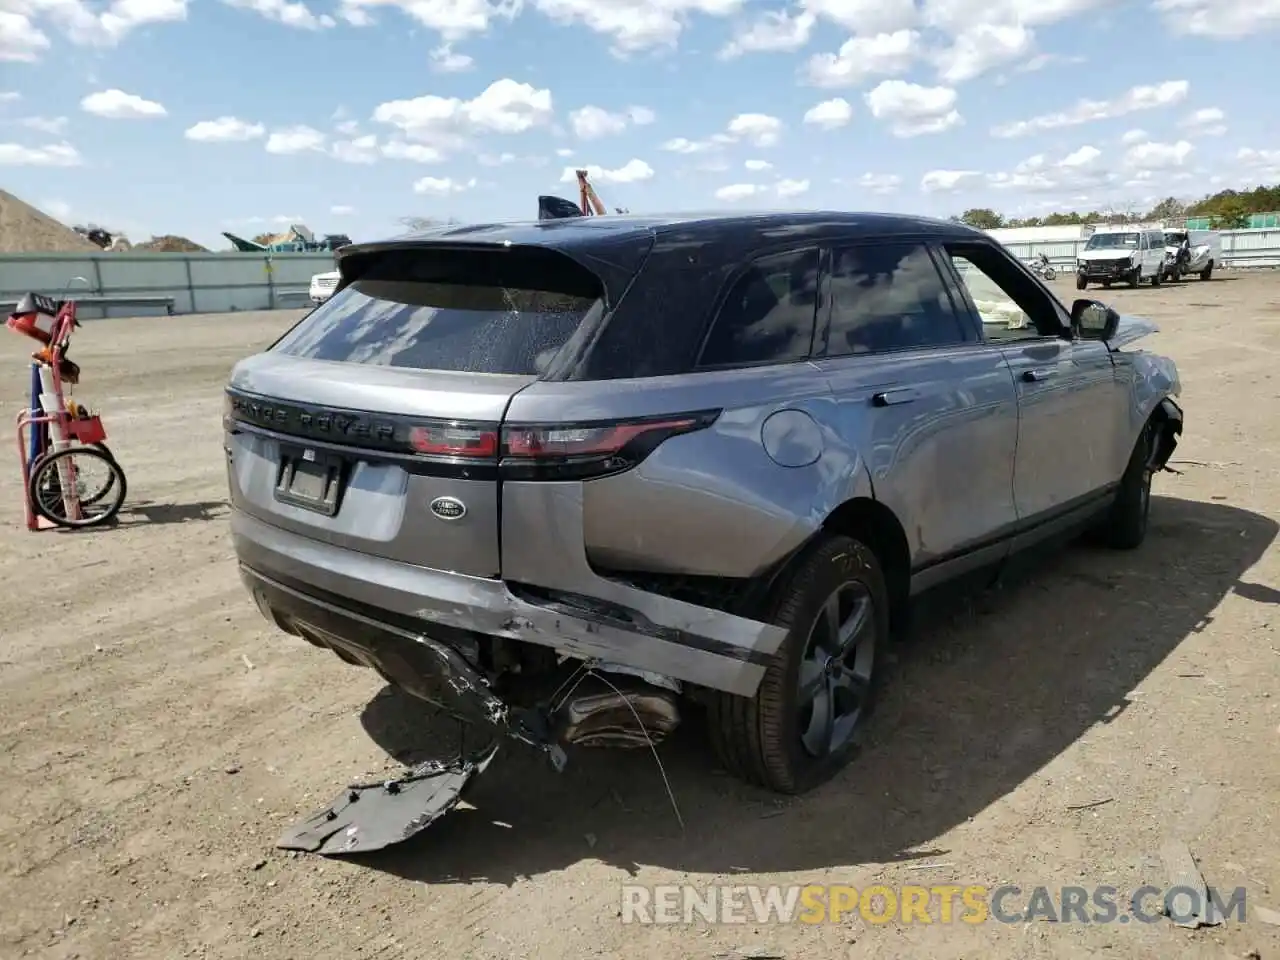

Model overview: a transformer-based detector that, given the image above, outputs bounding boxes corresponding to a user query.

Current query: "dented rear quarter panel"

[504,365,873,580]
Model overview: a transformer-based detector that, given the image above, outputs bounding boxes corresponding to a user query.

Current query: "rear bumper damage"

[233,502,788,855]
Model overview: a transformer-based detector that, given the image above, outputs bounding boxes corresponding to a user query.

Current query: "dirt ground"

[1,272,1278,960]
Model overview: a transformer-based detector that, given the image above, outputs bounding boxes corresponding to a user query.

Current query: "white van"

[1075,227,1167,290]
[1160,228,1222,281]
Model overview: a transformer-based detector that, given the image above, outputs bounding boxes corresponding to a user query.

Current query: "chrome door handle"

[1022,368,1058,382]
[871,388,919,407]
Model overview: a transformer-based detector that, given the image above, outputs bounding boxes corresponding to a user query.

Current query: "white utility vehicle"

[1076,226,1167,290]
[1160,228,1221,282]
[308,270,340,305]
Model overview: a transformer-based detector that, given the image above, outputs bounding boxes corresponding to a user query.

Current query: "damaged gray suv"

[225,212,1184,848]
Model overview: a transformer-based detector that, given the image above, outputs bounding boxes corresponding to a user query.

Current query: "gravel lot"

[1,273,1278,960]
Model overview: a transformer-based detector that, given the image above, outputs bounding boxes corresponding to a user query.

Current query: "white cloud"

[223,0,335,29]
[924,0,1106,32]
[719,9,814,58]
[865,80,961,137]
[21,116,68,135]
[381,141,444,163]
[933,22,1033,84]
[185,116,265,142]
[373,79,554,157]
[80,89,166,119]
[776,177,810,198]
[0,141,82,166]
[430,43,473,72]
[986,144,1111,193]
[1120,128,1148,145]
[1237,147,1280,178]
[413,176,477,195]
[1,0,185,62]
[803,0,918,34]
[661,136,722,154]
[1153,0,1280,38]
[1180,106,1226,137]
[715,183,764,202]
[991,80,1190,138]
[857,172,901,194]
[569,104,655,139]
[330,204,355,215]
[479,151,517,166]
[529,0,744,55]
[0,91,20,102]
[1014,51,1086,74]
[921,169,981,193]
[556,147,574,157]
[726,112,783,147]
[332,134,380,163]
[745,159,772,171]
[265,125,326,154]
[559,158,654,184]
[803,97,853,130]
[804,30,920,88]
[1123,139,1193,171]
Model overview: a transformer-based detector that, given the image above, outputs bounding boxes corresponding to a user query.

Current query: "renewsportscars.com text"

[620,883,1248,926]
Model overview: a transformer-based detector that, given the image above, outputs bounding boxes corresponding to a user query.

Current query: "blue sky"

[1,0,1276,249]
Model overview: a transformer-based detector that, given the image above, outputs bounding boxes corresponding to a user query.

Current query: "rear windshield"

[271,247,604,376]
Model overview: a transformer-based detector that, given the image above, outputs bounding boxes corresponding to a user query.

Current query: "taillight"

[408,422,500,459]
[499,410,719,481]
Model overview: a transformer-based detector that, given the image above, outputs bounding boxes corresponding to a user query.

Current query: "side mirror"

[1071,298,1120,340]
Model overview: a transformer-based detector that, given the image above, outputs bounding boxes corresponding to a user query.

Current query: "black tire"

[29,447,127,529]
[1075,275,1088,290]
[706,535,888,794]
[1102,281,1112,289]
[82,443,117,505]
[1151,267,1162,287]
[1099,422,1155,550]
[1043,267,1055,281]
[1200,260,1214,281]
[1128,267,1140,289]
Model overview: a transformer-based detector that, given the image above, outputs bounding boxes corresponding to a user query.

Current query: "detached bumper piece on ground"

[278,744,500,856]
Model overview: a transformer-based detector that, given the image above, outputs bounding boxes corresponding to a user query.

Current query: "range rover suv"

[225,212,1183,800]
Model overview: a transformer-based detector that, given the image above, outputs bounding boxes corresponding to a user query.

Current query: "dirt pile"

[134,235,208,253]
[0,189,100,253]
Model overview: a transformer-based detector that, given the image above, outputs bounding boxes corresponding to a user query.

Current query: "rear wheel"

[1200,260,1214,281]
[1075,275,1088,290]
[1151,267,1162,287]
[707,535,887,794]
[1128,267,1140,288]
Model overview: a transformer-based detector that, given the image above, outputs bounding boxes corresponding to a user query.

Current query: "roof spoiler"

[538,195,584,220]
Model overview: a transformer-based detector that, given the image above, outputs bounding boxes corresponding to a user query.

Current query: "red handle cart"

[8,292,128,530]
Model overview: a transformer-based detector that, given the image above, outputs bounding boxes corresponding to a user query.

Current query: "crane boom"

[576,170,607,216]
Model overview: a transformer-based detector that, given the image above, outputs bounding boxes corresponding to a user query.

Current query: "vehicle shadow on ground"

[119,499,228,525]
[349,495,1275,884]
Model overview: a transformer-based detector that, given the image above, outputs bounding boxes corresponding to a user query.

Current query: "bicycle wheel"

[82,443,117,505]
[29,447,127,529]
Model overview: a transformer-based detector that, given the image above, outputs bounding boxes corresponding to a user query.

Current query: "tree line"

[952,182,1280,230]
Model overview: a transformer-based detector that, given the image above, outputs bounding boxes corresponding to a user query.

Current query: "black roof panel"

[336,210,990,262]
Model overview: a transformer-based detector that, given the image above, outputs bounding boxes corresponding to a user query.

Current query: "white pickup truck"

[1161,228,1221,282]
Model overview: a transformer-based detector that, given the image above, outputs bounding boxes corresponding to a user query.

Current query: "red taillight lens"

[500,410,719,480]
[408,423,499,458]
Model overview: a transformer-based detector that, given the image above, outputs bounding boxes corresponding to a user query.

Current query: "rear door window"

[821,242,968,356]
[697,248,820,368]
[271,247,605,376]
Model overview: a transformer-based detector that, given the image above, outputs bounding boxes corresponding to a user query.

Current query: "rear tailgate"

[224,242,629,579]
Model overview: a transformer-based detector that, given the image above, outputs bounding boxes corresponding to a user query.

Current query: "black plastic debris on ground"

[277,742,499,856]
